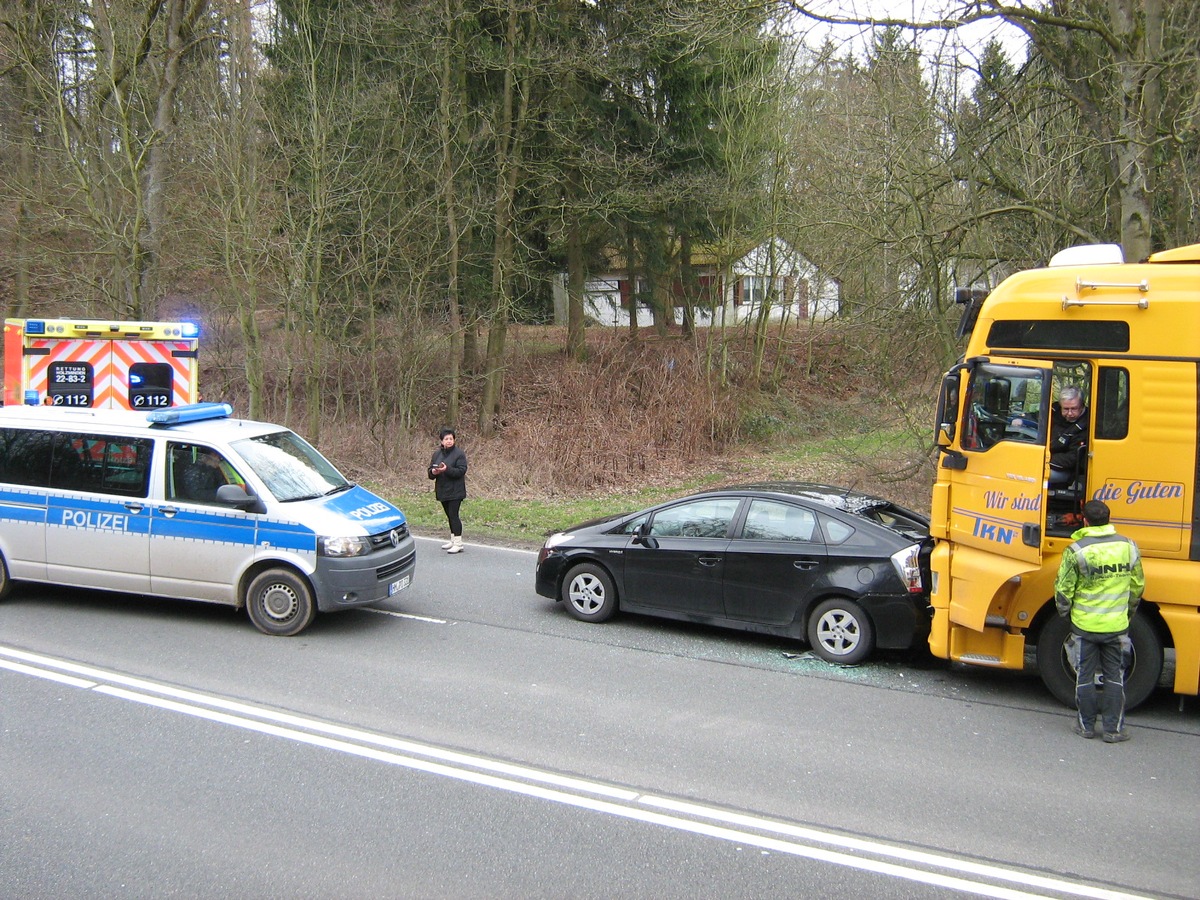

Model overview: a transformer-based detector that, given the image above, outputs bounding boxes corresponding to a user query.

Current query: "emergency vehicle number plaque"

[47,362,94,407]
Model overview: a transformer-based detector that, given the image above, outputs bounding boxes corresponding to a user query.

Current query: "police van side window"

[0,428,53,487]
[48,433,153,498]
[168,442,240,504]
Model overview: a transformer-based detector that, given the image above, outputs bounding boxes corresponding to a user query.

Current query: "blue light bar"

[147,402,233,426]
[25,320,46,335]
[180,322,200,338]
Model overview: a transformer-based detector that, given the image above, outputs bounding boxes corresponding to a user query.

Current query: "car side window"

[740,499,818,542]
[51,434,152,498]
[648,498,739,538]
[168,442,242,504]
[818,513,854,544]
[618,514,648,535]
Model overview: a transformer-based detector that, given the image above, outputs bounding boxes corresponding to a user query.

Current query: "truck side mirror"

[935,372,961,447]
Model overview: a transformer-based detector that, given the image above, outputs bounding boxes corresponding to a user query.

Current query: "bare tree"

[785,0,1200,261]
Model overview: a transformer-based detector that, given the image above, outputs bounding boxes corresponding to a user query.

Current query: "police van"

[0,402,415,635]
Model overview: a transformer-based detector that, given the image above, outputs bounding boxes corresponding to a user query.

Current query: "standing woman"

[428,428,468,553]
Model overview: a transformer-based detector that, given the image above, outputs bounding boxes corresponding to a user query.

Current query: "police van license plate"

[389,575,410,596]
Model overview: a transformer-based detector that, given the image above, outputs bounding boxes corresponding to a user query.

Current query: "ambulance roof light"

[25,320,46,335]
[147,402,233,427]
[180,322,200,338]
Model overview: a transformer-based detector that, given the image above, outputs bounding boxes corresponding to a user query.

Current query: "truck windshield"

[232,430,349,502]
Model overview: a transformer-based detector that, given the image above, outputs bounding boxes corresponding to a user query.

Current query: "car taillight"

[890,544,923,593]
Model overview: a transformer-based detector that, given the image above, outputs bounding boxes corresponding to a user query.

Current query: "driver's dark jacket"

[1049,407,1089,470]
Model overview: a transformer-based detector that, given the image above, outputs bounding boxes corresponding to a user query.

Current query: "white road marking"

[361,608,451,624]
[413,534,535,555]
[0,644,1155,900]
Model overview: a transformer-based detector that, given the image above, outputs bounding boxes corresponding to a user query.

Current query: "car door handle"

[123,502,144,514]
[160,506,179,518]
[698,556,722,566]
[793,559,819,570]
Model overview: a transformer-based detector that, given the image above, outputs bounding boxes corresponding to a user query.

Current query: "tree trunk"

[567,216,585,359]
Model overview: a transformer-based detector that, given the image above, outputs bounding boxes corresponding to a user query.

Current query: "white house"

[552,238,840,328]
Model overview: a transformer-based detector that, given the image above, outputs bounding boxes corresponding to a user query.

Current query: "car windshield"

[232,430,349,501]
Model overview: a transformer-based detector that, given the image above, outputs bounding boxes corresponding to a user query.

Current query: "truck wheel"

[561,563,617,622]
[245,568,316,636]
[1036,613,1163,710]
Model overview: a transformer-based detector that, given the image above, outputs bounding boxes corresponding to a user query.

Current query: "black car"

[535,482,932,664]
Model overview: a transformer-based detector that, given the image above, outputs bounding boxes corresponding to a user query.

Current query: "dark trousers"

[1075,630,1126,735]
[440,499,463,536]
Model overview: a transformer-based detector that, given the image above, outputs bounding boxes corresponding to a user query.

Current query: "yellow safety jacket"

[1054,524,1144,633]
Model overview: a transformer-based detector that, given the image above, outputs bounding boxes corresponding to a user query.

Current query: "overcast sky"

[785,1,1030,75]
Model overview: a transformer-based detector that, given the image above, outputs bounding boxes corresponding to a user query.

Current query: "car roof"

[696,481,893,513]
[0,404,283,442]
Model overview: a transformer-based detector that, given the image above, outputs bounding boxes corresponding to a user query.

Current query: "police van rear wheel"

[1036,613,1163,711]
[0,553,10,601]
[246,568,315,636]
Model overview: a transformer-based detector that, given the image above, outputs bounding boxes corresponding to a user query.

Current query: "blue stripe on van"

[149,508,316,553]
[0,486,49,525]
[151,507,259,546]
[49,494,152,536]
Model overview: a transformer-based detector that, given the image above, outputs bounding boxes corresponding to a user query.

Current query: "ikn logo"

[971,515,1016,544]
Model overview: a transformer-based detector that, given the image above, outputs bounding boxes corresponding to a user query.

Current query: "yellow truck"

[929,243,1199,708]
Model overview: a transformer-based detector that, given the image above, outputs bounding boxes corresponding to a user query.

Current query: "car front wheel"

[245,567,316,636]
[561,563,617,623]
[807,598,875,665]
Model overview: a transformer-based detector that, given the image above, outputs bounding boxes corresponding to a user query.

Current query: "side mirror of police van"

[216,483,266,514]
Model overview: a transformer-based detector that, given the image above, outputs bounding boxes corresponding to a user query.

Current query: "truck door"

[947,359,1053,566]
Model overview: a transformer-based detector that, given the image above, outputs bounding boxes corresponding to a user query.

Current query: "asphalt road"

[2,535,1197,899]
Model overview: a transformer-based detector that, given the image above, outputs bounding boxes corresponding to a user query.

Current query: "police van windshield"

[232,431,350,502]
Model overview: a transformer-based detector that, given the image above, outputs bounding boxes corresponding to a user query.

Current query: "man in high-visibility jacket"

[1055,499,1144,742]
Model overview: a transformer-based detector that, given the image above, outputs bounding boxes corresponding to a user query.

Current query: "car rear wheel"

[245,567,316,636]
[561,563,617,623]
[1035,612,1162,710]
[807,598,874,665]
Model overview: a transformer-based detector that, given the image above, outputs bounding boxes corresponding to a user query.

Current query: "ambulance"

[0,402,416,635]
[3,317,200,409]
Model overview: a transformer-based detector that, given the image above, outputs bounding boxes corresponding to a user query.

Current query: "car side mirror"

[633,522,659,550]
[216,483,265,513]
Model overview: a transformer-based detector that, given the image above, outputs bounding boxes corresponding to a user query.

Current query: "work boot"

[447,535,464,554]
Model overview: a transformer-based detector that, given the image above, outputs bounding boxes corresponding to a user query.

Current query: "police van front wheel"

[1036,613,1163,711]
[0,553,10,601]
[246,568,316,636]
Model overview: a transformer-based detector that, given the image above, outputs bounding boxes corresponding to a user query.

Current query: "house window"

[741,276,768,306]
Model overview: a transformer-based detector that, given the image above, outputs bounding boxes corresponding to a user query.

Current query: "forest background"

[1,0,1197,545]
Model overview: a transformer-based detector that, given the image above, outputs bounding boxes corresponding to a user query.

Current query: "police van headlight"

[320,535,371,557]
